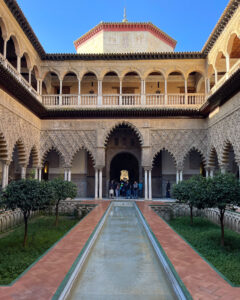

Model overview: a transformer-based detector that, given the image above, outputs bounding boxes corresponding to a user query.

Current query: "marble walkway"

[0,200,239,299]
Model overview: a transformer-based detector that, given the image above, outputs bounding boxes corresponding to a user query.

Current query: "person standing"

[133,181,138,199]
[138,181,143,198]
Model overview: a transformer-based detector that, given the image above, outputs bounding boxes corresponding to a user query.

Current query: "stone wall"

[151,204,240,234]
[0,209,38,233]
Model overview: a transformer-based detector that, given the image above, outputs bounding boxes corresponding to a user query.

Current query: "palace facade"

[0,0,239,199]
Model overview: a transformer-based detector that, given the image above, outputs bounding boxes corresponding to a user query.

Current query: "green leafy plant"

[0,179,51,247]
[48,178,77,226]
[172,175,208,225]
[207,172,240,246]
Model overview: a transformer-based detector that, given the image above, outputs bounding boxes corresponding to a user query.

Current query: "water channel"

[66,202,181,299]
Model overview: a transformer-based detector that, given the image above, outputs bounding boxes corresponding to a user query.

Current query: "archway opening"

[0,26,4,55]
[215,51,226,81]
[209,148,219,175]
[20,53,30,82]
[145,72,165,105]
[42,149,64,181]
[227,34,240,68]
[31,66,39,91]
[110,152,139,183]
[27,147,38,178]
[105,123,142,197]
[222,142,239,178]
[102,71,120,105]
[152,150,176,198]
[6,37,18,69]
[183,149,206,180]
[9,141,26,182]
[122,72,141,105]
[71,149,95,197]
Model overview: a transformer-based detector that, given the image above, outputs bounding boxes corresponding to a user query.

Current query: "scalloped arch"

[69,146,95,166]
[0,132,8,161]
[104,121,144,147]
[151,148,177,167]
[41,147,66,166]
[11,139,27,166]
[182,147,207,169]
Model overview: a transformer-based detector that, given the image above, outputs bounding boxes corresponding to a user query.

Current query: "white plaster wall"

[76,31,104,54]
[77,30,174,54]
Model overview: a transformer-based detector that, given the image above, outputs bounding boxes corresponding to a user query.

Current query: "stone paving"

[0,200,240,299]
[137,201,240,300]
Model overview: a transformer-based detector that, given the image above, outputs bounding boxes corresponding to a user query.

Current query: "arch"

[11,139,27,166]
[208,146,219,170]
[62,71,79,95]
[166,69,185,80]
[187,71,205,94]
[62,69,79,80]
[110,152,139,183]
[183,147,207,166]
[121,68,142,79]
[79,69,99,81]
[41,146,66,166]
[69,146,95,166]
[21,52,32,70]
[81,71,98,95]
[0,132,8,161]
[7,35,20,56]
[28,145,39,168]
[0,17,8,40]
[221,140,237,165]
[104,121,144,147]
[145,71,165,95]
[151,148,177,167]
[42,71,60,95]
[32,65,39,79]
[186,69,205,78]
[42,69,61,82]
[143,69,166,80]
[100,69,120,80]
[226,32,240,56]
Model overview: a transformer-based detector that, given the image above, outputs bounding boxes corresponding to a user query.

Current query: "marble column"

[179,170,183,182]
[68,169,71,182]
[64,169,68,181]
[99,169,103,199]
[176,170,179,184]
[21,166,26,179]
[144,169,148,200]
[34,167,38,180]
[148,170,152,200]
[2,162,9,188]
[210,169,214,178]
[95,168,99,199]
[119,80,122,105]
[17,55,21,73]
[164,78,167,105]
[38,168,42,182]
[98,80,102,106]
[59,79,63,105]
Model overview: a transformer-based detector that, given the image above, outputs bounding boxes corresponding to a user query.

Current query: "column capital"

[143,166,152,171]
[95,165,104,170]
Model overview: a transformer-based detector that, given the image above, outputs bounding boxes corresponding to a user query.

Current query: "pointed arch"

[208,146,219,167]
[183,147,207,168]
[69,146,95,166]
[41,146,66,166]
[0,17,8,40]
[221,140,236,165]
[104,121,144,147]
[12,139,27,166]
[28,145,39,168]
[0,132,8,161]
[151,148,177,167]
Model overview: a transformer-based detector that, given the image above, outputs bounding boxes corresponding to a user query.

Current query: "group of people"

[109,180,143,199]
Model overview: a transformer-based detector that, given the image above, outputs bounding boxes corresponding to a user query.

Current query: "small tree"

[207,172,240,246]
[0,179,50,247]
[172,175,208,225]
[49,178,77,226]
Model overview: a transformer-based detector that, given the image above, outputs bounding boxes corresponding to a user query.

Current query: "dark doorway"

[110,152,139,183]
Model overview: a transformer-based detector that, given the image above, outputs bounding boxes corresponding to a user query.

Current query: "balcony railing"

[0,50,238,111]
[42,93,206,108]
[0,53,41,102]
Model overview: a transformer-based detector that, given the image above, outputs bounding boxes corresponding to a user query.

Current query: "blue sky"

[17,0,229,53]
